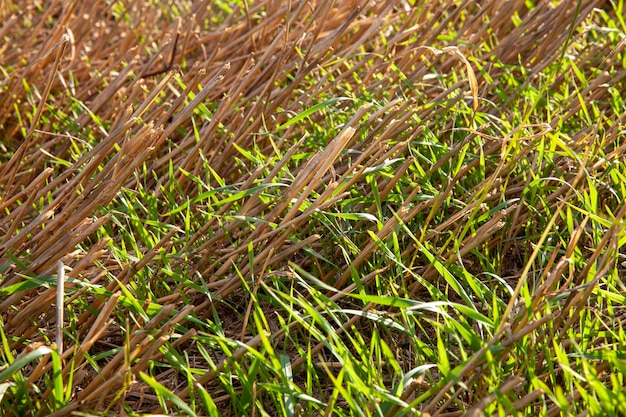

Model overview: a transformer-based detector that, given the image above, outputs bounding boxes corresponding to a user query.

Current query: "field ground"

[1,0,626,415]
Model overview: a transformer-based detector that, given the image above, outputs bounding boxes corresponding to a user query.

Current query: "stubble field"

[1,0,626,415]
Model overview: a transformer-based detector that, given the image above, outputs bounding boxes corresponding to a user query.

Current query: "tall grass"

[1,0,626,415]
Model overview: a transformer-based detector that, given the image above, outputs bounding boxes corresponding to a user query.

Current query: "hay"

[1,0,624,414]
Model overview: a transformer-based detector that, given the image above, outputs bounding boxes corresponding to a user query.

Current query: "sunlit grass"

[1,0,626,416]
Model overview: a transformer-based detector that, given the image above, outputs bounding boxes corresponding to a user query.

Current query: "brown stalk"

[0,0,624,414]
[1,36,67,197]
[461,375,525,417]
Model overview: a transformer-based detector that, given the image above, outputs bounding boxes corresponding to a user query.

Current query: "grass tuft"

[1,0,626,415]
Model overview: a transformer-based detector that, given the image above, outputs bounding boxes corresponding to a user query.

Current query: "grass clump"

[1,0,626,415]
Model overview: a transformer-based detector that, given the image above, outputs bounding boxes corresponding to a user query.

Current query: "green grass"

[1,0,626,415]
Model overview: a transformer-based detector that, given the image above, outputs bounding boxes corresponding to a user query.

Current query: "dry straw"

[0,0,623,415]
